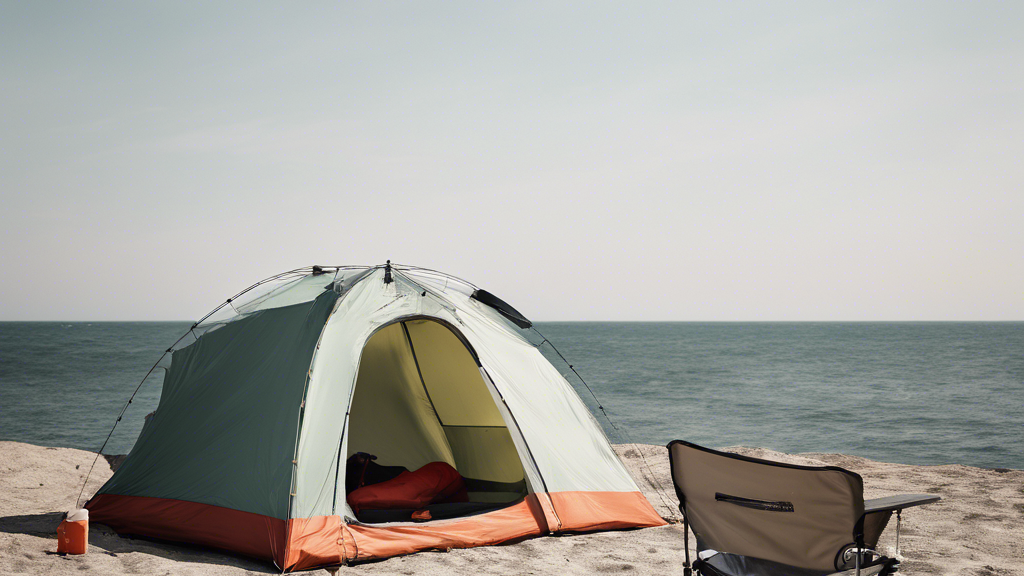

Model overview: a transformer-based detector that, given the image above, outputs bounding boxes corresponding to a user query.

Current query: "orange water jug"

[56,509,88,554]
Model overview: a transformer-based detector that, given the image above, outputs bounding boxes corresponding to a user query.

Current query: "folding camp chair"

[667,440,940,576]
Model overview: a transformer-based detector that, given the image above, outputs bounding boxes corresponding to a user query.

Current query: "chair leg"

[682,512,692,576]
[894,510,902,558]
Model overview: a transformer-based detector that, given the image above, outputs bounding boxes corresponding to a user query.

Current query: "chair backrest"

[668,440,866,572]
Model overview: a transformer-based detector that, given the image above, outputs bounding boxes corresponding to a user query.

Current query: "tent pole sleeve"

[478,367,562,531]
[286,296,342,523]
[401,322,446,427]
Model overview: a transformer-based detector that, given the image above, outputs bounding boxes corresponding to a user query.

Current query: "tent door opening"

[344,317,528,523]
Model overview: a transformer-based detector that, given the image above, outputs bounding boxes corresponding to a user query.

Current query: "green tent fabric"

[98,291,338,519]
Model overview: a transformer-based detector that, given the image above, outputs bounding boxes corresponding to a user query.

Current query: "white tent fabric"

[292,268,638,520]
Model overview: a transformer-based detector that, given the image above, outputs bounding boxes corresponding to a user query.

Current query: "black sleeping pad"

[356,499,522,524]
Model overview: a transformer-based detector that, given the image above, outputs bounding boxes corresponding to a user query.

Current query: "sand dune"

[1,441,1020,575]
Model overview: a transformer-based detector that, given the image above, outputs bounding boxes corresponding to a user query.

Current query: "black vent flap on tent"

[471,289,532,329]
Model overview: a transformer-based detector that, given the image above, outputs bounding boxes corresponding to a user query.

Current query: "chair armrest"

[864,493,940,514]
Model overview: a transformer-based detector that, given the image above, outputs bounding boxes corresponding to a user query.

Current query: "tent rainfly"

[86,263,665,571]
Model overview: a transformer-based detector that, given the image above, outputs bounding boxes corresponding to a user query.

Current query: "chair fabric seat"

[697,550,897,576]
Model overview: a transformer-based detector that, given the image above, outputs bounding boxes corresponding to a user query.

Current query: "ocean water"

[0,321,1021,470]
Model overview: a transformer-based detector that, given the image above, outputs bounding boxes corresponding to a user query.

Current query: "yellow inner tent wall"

[346,319,525,487]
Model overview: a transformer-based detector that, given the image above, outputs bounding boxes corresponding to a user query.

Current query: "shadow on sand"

[0,512,276,573]
[0,511,64,537]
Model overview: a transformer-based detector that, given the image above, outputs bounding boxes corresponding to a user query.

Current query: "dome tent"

[85,263,665,571]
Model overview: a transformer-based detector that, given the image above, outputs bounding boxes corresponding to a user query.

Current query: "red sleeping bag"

[347,461,468,514]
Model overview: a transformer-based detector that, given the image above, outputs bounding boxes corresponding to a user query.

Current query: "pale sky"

[2,2,1021,321]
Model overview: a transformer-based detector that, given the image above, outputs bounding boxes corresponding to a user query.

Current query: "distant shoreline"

[7,439,1023,473]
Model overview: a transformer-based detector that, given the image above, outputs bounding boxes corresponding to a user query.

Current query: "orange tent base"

[87,491,666,572]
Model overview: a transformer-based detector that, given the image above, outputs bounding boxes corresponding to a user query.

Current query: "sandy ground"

[1,441,1020,575]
